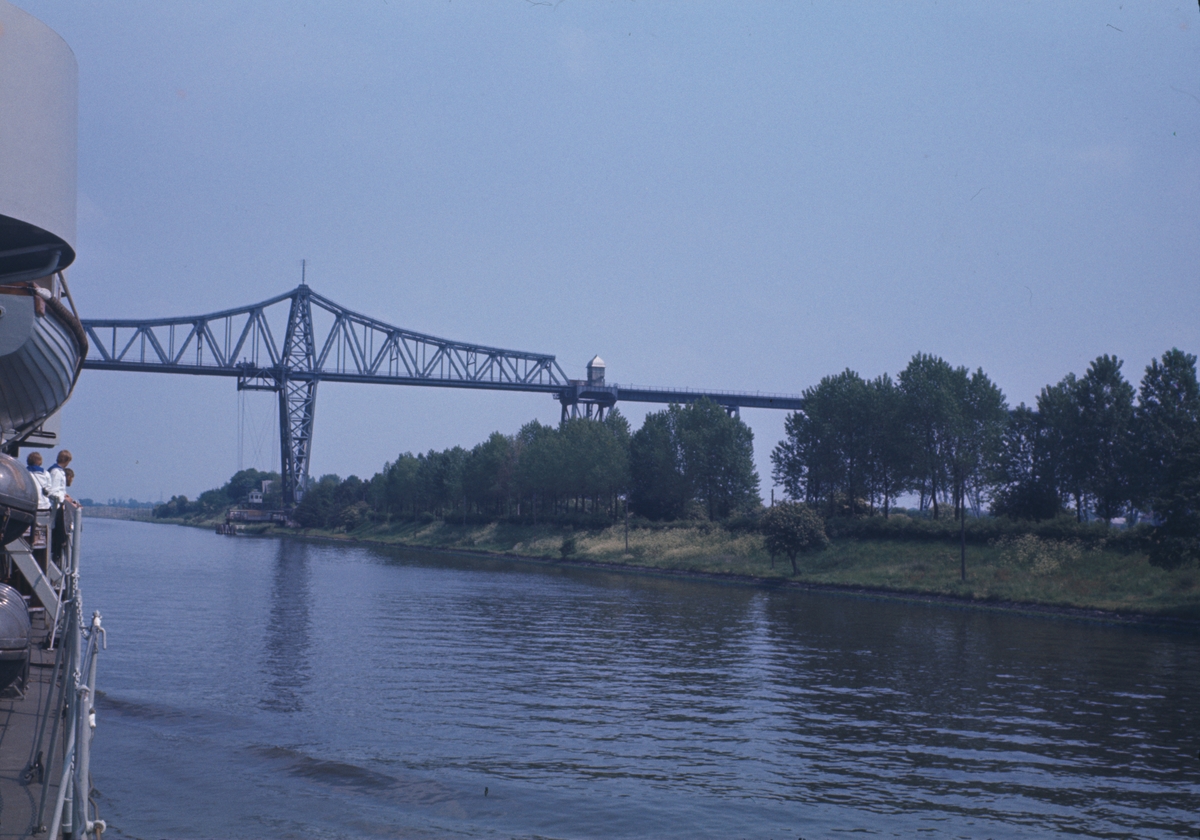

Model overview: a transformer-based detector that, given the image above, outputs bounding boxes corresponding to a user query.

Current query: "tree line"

[156,400,762,530]
[155,467,282,519]
[155,347,1200,568]
[354,400,759,526]
[771,349,1200,566]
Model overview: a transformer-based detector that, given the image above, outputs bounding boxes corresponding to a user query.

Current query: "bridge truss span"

[81,284,802,508]
[83,285,569,390]
[82,285,570,506]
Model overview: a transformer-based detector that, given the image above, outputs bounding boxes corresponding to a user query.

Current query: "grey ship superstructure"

[0,4,104,838]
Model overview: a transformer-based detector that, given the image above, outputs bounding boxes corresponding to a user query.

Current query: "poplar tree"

[951,368,1007,518]
[1037,374,1086,520]
[771,370,871,515]
[1077,355,1136,522]
[630,410,688,520]
[675,399,759,521]
[632,400,758,521]
[863,373,910,518]
[990,405,1061,520]
[1148,426,1200,568]
[898,353,960,519]
[1135,348,1200,509]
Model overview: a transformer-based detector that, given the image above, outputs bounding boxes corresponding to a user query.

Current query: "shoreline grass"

[136,513,1200,623]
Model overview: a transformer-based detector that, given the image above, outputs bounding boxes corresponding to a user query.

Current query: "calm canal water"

[83,519,1198,839]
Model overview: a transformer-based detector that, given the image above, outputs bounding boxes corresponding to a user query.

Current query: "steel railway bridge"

[81,284,802,507]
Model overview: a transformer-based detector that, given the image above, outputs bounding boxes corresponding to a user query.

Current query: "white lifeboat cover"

[0,2,78,252]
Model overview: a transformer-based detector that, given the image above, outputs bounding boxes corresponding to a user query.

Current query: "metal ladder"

[7,535,60,631]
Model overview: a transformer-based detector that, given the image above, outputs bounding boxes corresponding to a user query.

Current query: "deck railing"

[17,502,106,838]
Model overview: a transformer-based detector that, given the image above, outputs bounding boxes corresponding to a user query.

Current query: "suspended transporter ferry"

[0,4,105,838]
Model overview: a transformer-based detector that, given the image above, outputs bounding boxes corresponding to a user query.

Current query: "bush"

[339,501,370,531]
[1147,524,1200,570]
[993,534,1083,575]
[725,510,765,533]
[760,502,829,574]
[153,495,195,519]
[824,513,1151,552]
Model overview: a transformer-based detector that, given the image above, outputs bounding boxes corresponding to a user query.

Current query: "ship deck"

[0,612,62,839]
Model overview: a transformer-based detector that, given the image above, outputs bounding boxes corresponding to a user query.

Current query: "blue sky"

[16,1,1199,503]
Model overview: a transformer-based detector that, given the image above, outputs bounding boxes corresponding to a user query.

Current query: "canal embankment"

[80,504,154,521]
[142,513,1200,623]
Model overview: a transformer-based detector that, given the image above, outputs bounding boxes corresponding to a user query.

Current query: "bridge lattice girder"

[80,285,802,507]
[83,285,569,392]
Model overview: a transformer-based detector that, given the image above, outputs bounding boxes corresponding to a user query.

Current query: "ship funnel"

[0,1,78,280]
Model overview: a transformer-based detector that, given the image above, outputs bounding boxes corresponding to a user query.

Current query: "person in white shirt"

[25,451,51,511]
[47,449,71,505]
[48,451,77,565]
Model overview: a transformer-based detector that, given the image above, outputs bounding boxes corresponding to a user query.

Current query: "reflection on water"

[82,520,1200,840]
[259,539,311,713]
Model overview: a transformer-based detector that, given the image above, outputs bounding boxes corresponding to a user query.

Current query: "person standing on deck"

[25,451,50,511]
[47,450,71,505]
[26,452,52,569]
[48,451,77,565]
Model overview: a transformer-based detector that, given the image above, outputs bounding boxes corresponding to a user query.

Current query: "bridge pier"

[560,401,608,423]
[556,387,618,424]
[276,287,317,507]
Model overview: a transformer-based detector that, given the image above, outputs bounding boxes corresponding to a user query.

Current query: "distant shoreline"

[125,515,1200,630]
[80,505,154,521]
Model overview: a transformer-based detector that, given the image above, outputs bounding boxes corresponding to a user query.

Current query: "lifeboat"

[0,279,85,440]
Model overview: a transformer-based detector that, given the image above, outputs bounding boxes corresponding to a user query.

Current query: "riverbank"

[151,514,1200,623]
[81,505,154,521]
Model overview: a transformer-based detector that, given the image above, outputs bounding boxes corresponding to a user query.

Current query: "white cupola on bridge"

[587,355,605,386]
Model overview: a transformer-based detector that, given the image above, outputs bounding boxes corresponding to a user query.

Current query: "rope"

[55,270,79,321]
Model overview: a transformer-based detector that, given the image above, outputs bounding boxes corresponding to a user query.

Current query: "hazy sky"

[15,1,1200,504]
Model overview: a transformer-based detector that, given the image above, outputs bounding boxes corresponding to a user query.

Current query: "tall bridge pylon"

[81,284,802,507]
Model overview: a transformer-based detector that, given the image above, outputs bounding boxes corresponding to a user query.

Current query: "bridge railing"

[614,384,804,410]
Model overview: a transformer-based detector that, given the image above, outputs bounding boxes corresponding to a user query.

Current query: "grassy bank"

[80,505,154,521]
[181,515,1200,622]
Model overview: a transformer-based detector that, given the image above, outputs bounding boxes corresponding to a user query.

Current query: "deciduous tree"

[990,404,1061,520]
[771,370,872,515]
[898,353,961,519]
[630,410,688,520]
[675,399,760,520]
[1077,355,1135,522]
[1148,426,1200,569]
[1037,374,1086,520]
[760,501,829,574]
[1135,348,1200,510]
